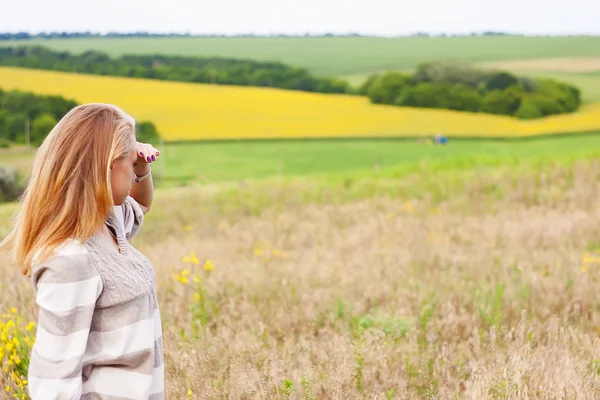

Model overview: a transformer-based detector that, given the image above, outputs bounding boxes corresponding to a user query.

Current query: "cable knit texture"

[28,196,164,400]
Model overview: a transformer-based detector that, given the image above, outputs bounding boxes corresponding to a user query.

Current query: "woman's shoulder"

[112,196,145,240]
[31,239,99,288]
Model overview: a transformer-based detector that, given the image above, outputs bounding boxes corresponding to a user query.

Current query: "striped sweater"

[28,196,164,399]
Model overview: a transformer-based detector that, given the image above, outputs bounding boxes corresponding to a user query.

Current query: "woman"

[0,103,164,399]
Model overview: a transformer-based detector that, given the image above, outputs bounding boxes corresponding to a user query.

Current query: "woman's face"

[110,146,138,206]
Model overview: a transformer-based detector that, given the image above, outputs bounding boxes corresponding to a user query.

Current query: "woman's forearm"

[130,163,154,213]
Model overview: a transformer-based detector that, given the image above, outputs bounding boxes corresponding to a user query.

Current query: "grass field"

[2,66,600,142]
[4,133,600,187]
[4,154,600,397]
[2,36,600,76]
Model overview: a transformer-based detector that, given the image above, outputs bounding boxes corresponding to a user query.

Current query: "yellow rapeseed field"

[1,66,599,140]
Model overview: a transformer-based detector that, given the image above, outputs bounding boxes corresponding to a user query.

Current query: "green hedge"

[0,46,352,95]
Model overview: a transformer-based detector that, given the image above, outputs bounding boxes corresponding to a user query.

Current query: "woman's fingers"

[136,142,160,163]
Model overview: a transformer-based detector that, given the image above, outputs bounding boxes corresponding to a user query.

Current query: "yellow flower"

[183,225,192,232]
[188,389,193,397]
[182,269,191,276]
[177,276,188,284]
[21,380,27,385]
[12,337,18,346]
[25,321,36,331]
[254,249,263,256]
[10,308,17,314]
[272,249,280,256]
[183,251,200,264]
[6,342,13,351]
[203,260,214,271]
[194,293,200,303]
[581,265,588,273]
[193,276,200,284]
[13,356,20,365]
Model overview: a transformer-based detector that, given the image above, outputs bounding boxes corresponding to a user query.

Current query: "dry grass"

[479,57,600,74]
[3,161,600,399]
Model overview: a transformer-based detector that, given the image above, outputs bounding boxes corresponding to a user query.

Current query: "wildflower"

[581,265,588,273]
[193,276,200,284]
[183,225,192,232]
[194,293,201,303]
[6,342,13,351]
[188,389,193,397]
[25,321,36,331]
[254,249,263,256]
[183,251,200,265]
[182,270,191,277]
[203,260,214,271]
[10,308,17,314]
[5,386,10,392]
[176,276,188,284]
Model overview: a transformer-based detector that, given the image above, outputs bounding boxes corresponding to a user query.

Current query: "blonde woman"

[0,103,164,399]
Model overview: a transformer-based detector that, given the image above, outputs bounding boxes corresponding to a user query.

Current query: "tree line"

[0,46,351,94]
[0,89,160,148]
[0,31,523,40]
[360,62,582,119]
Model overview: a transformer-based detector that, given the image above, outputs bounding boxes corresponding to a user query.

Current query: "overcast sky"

[1,0,598,36]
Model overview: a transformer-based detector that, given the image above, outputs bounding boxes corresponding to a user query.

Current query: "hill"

[1,36,599,77]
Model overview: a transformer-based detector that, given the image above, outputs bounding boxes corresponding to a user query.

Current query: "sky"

[1,0,599,36]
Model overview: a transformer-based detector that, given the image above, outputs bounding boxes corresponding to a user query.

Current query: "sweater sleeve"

[28,242,103,400]
[118,196,145,240]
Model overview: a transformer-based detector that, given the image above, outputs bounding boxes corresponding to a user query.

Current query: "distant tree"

[481,87,523,116]
[31,113,58,146]
[366,72,411,104]
[485,72,519,91]
[136,121,161,144]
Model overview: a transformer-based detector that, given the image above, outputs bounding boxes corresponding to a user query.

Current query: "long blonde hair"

[0,103,136,276]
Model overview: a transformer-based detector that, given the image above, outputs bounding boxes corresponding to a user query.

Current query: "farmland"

[2,35,600,76]
[1,66,600,142]
[2,33,600,399]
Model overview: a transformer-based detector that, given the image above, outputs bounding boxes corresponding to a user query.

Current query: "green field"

[4,133,600,186]
[3,36,600,76]
[154,133,600,184]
